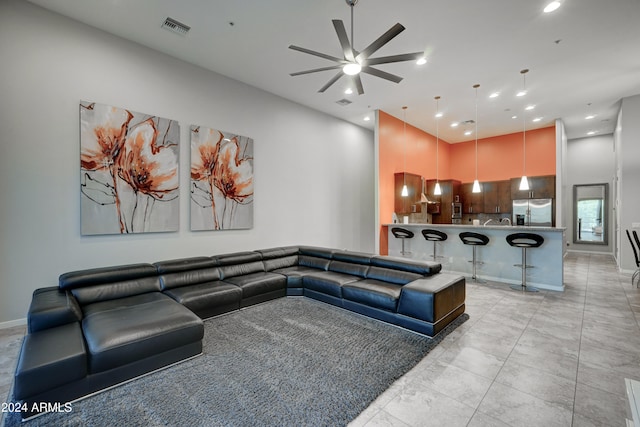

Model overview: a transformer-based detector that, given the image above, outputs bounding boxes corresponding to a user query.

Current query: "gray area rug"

[4,297,467,427]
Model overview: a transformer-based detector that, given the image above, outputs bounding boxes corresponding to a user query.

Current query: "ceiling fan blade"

[362,66,403,84]
[318,71,344,93]
[289,45,344,63]
[332,20,356,62]
[353,75,364,95]
[356,23,405,62]
[366,52,423,66]
[290,65,343,76]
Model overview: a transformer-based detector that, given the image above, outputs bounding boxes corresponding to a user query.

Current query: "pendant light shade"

[401,106,408,197]
[472,84,481,194]
[434,96,442,196]
[519,69,530,191]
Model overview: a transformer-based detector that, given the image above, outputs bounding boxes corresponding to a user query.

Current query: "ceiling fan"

[289,0,424,95]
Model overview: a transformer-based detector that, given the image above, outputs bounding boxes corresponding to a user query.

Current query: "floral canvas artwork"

[190,125,254,230]
[80,101,180,235]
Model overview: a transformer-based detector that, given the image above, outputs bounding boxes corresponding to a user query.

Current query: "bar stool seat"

[459,232,490,282]
[422,229,448,261]
[391,227,414,256]
[506,232,544,292]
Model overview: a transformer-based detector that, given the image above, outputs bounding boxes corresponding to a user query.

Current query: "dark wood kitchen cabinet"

[511,175,556,199]
[483,180,512,213]
[426,179,461,223]
[460,182,484,214]
[394,172,422,215]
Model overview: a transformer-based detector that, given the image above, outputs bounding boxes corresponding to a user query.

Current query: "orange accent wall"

[449,127,556,182]
[377,110,556,254]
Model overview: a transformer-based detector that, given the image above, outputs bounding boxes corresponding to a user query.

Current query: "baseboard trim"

[0,318,27,329]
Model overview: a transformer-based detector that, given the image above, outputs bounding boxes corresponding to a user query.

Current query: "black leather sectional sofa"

[13,246,465,419]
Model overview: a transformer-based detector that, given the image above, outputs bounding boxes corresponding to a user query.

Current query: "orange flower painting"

[190,125,253,230]
[80,101,179,235]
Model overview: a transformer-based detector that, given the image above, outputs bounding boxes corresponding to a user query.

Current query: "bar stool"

[421,229,448,261]
[459,232,490,282]
[391,227,414,256]
[506,233,544,292]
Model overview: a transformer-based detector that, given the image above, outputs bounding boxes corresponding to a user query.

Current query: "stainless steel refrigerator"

[512,199,553,226]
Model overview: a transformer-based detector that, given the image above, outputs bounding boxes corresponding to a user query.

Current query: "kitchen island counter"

[385,223,566,291]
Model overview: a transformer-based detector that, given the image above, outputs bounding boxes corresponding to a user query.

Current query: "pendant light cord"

[474,84,479,182]
[435,96,440,182]
[403,106,407,189]
[522,70,527,176]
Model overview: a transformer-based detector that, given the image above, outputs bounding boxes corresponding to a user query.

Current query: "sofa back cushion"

[331,250,372,266]
[329,260,369,278]
[366,266,423,285]
[370,256,442,276]
[256,247,300,271]
[298,255,330,271]
[153,257,221,291]
[59,264,161,305]
[214,251,265,279]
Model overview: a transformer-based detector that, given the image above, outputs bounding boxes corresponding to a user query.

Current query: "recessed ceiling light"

[416,57,427,65]
[464,130,472,136]
[516,90,527,97]
[512,115,518,119]
[587,131,597,135]
[544,1,561,13]
[585,115,596,120]
[532,117,542,122]
[435,112,443,118]
[489,92,500,98]
[363,116,371,121]
[450,122,459,128]
[345,88,353,95]
[525,105,535,110]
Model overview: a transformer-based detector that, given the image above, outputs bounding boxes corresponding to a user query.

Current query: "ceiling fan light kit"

[289,0,424,95]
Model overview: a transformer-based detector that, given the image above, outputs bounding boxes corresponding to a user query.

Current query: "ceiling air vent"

[161,17,191,36]
[336,99,352,106]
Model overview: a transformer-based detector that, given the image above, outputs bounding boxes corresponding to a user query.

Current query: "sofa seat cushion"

[81,292,203,374]
[222,272,286,298]
[163,282,242,318]
[14,322,87,400]
[272,265,323,288]
[303,271,361,298]
[342,279,403,312]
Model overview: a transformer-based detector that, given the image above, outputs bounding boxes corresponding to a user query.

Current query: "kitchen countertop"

[383,223,565,232]
[385,223,566,291]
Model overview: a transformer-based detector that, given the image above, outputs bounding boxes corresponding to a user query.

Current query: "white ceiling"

[27,0,640,142]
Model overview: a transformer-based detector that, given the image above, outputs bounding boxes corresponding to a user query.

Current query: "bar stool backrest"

[421,229,447,242]
[391,227,414,239]
[627,229,640,267]
[506,233,544,248]
[459,232,490,246]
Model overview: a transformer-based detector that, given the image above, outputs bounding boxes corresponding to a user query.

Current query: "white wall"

[565,134,615,254]
[618,94,640,272]
[0,0,375,324]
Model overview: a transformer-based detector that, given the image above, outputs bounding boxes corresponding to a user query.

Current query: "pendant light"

[401,106,409,197]
[519,69,530,191]
[433,96,442,196]
[472,84,481,193]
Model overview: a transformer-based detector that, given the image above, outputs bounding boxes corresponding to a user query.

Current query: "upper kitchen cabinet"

[483,180,512,213]
[426,179,461,223]
[460,182,484,214]
[394,172,422,215]
[511,175,556,199]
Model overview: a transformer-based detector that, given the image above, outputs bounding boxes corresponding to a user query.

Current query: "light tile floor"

[0,253,637,426]
[350,253,640,427]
